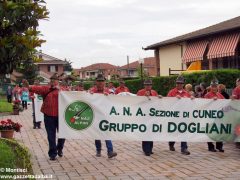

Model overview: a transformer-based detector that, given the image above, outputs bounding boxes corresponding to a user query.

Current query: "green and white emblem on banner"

[64,101,94,131]
[37,95,43,100]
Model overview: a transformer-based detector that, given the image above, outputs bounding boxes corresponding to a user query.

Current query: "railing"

[169,68,185,75]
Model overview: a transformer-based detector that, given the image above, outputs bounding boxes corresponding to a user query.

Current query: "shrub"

[124,69,240,96]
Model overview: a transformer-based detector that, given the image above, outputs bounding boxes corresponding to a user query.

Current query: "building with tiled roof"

[119,57,157,77]
[76,63,119,80]
[144,16,240,76]
[35,51,67,83]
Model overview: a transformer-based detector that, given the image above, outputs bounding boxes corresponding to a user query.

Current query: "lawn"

[0,140,16,176]
[0,139,33,176]
[0,98,13,113]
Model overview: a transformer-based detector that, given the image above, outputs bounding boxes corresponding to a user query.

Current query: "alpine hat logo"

[64,101,94,131]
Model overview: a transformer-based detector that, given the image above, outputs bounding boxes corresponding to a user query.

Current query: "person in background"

[167,75,192,155]
[6,85,13,103]
[23,73,65,161]
[115,80,130,94]
[200,82,208,98]
[60,81,70,91]
[232,78,240,100]
[137,79,158,156]
[90,74,117,158]
[231,78,240,149]
[13,84,21,101]
[108,81,116,94]
[21,84,29,110]
[30,80,41,129]
[88,82,96,93]
[218,84,229,99]
[185,84,194,96]
[194,85,202,98]
[75,81,84,91]
[206,86,211,93]
[204,79,225,152]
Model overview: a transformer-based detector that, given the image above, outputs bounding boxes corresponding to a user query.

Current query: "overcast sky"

[39,0,240,68]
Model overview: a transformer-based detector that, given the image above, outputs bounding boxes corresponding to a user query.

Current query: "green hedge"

[80,69,240,96]
[126,69,240,96]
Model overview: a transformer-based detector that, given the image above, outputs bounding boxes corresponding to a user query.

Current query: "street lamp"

[138,58,144,88]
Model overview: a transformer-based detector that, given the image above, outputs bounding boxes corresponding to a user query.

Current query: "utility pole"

[127,55,130,77]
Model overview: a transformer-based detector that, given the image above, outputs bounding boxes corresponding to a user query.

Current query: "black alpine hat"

[95,74,106,81]
[210,78,219,86]
[144,79,152,85]
[176,75,185,84]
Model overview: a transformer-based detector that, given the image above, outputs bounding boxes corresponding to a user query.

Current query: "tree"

[0,0,49,75]
[16,58,38,84]
[63,58,73,72]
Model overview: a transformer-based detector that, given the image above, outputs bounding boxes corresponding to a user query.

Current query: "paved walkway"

[2,107,240,180]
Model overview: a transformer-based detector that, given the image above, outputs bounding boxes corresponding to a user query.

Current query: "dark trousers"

[7,95,12,103]
[207,142,223,150]
[32,102,41,128]
[22,101,27,109]
[142,141,153,154]
[169,141,188,151]
[44,114,65,158]
[95,140,113,153]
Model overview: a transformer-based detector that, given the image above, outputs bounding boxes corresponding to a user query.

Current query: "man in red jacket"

[232,78,240,100]
[137,79,158,156]
[232,78,240,148]
[115,80,130,94]
[23,73,65,161]
[167,75,191,155]
[90,74,117,158]
[204,78,225,152]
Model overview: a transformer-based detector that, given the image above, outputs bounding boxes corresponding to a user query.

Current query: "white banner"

[59,91,240,142]
[34,94,43,122]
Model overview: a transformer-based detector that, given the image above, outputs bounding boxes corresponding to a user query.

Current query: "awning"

[186,60,201,71]
[182,40,208,63]
[207,32,240,59]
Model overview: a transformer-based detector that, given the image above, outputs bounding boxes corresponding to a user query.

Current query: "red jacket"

[137,89,158,96]
[115,86,130,94]
[29,92,35,102]
[30,86,59,117]
[90,87,110,94]
[167,88,191,98]
[232,87,240,99]
[204,91,224,99]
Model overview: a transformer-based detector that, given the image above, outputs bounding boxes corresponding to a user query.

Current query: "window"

[50,65,56,72]
[223,59,229,68]
[212,59,218,69]
[201,60,209,70]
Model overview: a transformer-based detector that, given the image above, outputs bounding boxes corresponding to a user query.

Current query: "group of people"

[6,84,29,109]
[20,73,240,160]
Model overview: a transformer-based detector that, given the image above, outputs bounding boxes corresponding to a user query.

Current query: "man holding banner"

[204,78,225,152]
[167,75,191,155]
[90,74,117,158]
[23,73,65,161]
[232,78,240,149]
[137,79,158,156]
[115,80,130,94]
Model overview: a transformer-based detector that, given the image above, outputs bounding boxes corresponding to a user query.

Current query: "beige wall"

[159,44,187,76]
